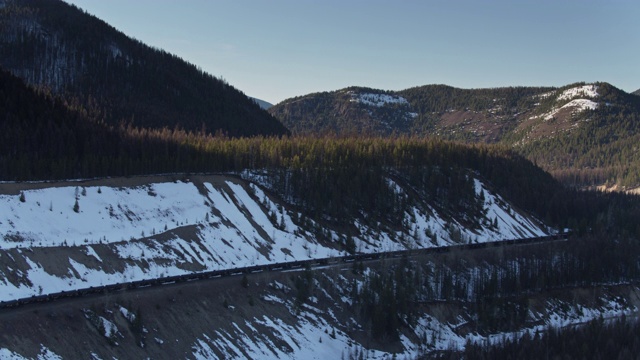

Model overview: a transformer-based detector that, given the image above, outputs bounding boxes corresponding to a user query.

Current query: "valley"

[0,0,639,358]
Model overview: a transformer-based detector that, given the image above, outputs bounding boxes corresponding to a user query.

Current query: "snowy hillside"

[557,84,599,101]
[533,84,600,121]
[185,281,635,360]
[0,254,636,360]
[0,174,550,301]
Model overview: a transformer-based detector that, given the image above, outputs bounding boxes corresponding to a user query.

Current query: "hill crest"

[0,0,288,137]
[269,82,640,188]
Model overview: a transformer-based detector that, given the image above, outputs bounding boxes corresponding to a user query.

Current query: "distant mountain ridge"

[0,0,288,137]
[270,83,640,188]
[633,89,640,96]
[250,97,273,110]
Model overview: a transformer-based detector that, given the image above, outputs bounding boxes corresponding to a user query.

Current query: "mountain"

[633,88,640,96]
[0,66,243,180]
[270,83,640,188]
[0,66,126,180]
[3,75,640,356]
[269,85,553,139]
[0,0,288,137]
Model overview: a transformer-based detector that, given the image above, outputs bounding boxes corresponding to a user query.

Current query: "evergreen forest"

[0,0,288,137]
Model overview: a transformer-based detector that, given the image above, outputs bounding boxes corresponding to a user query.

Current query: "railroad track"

[0,232,570,310]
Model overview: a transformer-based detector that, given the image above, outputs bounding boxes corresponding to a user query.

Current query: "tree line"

[3,65,640,237]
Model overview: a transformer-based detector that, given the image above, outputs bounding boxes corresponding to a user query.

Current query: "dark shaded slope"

[0,0,288,137]
[0,67,232,180]
[0,67,122,179]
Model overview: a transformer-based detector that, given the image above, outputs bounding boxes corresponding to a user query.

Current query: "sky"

[64,0,639,105]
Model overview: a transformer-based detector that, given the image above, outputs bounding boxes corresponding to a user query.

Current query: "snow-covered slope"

[542,84,599,120]
[557,84,599,101]
[0,175,550,301]
[0,262,636,360]
[187,280,636,360]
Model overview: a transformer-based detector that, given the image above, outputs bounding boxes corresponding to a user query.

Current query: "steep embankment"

[0,242,638,360]
[1,167,639,359]
[0,173,549,301]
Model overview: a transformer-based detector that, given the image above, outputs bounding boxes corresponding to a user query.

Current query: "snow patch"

[0,348,27,360]
[0,182,210,250]
[349,91,409,107]
[557,84,599,101]
[542,98,598,120]
[560,98,598,112]
[119,305,136,323]
[85,246,102,262]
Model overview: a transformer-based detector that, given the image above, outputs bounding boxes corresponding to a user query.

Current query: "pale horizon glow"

[63,0,639,105]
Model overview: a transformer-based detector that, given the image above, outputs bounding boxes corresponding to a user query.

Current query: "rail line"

[0,232,570,310]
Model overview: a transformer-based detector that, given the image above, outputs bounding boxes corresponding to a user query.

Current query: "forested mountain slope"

[1,171,639,360]
[3,63,639,240]
[0,67,123,179]
[0,0,288,137]
[3,68,640,358]
[0,66,231,180]
[270,83,640,188]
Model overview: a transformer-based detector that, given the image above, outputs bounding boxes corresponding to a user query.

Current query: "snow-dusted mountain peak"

[557,84,599,101]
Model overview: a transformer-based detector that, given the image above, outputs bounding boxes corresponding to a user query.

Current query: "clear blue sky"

[64,0,639,104]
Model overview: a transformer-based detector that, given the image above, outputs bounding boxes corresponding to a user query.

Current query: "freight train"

[0,232,569,310]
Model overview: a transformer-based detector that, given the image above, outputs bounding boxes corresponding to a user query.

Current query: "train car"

[0,299,20,309]
[0,232,574,311]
